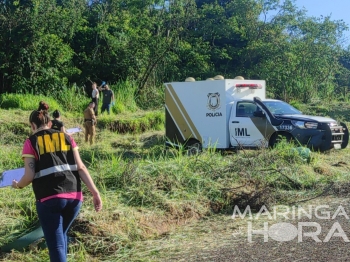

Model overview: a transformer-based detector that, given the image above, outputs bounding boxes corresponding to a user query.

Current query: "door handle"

[232,121,239,123]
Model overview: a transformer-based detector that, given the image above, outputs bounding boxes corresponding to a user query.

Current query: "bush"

[110,80,139,114]
[0,93,63,111]
[51,85,90,113]
[137,84,164,110]
[289,100,304,111]
[97,110,164,133]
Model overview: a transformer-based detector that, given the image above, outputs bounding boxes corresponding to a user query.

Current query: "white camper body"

[165,79,266,149]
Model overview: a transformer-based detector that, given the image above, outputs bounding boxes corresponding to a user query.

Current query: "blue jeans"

[36,198,82,262]
[101,103,111,114]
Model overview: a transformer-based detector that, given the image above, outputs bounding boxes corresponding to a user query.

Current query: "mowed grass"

[1,98,350,261]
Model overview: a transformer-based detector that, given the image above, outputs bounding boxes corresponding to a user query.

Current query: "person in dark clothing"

[99,84,115,115]
[51,110,65,132]
[12,102,102,262]
[51,110,74,136]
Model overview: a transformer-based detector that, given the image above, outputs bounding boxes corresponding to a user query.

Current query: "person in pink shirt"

[12,101,102,262]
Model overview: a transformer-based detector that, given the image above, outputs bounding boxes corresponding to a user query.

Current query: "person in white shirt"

[91,82,100,116]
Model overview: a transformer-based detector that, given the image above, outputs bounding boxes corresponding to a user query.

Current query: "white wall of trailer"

[165,79,266,149]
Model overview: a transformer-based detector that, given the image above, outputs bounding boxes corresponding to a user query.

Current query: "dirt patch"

[68,204,206,257]
[331,182,350,197]
[70,218,106,237]
[222,179,278,213]
[101,115,163,134]
[123,195,350,261]
[69,218,119,255]
[314,165,333,176]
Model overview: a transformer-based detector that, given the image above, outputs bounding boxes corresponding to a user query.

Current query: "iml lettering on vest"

[37,133,71,155]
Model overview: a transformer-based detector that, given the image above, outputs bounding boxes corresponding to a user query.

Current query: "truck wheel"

[185,139,202,156]
[269,133,293,148]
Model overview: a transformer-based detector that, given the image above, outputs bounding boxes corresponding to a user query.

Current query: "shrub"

[110,80,139,114]
[51,84,90,113]
[0,93,63,111]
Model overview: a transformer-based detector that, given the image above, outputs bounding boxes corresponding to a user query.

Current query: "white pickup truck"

[164,76,348,153]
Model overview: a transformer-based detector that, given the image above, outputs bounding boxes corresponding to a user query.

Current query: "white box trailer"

[165,76,348,153]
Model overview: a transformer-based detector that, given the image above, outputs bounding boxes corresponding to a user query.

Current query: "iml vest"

[28,129,81,200]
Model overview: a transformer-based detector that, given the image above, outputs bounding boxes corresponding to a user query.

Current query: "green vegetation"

[1,92,350,261]
[1,0,350,104]
[1,0,350,260]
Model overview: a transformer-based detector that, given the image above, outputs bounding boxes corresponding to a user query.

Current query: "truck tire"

[185,139,202,156]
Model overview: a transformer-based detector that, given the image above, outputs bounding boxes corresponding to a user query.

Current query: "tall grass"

[0,93,63,111]
[2,131,350,260]
[97,110,164,133]
[0,85,90,115]
[111,80,139,114]
[1,101,350,261]
[107,79,165,112]
[0,80,165,116]
[51,84,90,114]
[137,84,165,110]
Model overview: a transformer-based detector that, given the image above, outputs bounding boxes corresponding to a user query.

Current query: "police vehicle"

[165,76,348,153]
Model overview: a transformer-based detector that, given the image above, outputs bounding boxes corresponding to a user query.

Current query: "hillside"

[1,102,350,261]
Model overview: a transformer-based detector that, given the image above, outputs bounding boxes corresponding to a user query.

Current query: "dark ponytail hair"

[53,110,60,119]
[29,101,50,127]
[38,101,49,111]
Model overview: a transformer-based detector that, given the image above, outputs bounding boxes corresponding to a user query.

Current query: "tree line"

[0,0,349,103]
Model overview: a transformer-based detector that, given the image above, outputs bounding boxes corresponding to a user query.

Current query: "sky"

[295,0,350,45]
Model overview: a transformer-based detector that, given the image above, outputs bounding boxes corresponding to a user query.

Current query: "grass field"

[1,94,350,261]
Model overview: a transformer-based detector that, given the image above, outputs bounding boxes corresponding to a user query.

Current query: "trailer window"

[236,102,258,117]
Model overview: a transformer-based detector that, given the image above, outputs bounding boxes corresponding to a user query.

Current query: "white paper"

[0,167,25,188]
[66,127,82,134]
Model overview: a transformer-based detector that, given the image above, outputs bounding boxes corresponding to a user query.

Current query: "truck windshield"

[262,101,301,115]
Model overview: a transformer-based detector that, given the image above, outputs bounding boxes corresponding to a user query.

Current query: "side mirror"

[253,111,265,117]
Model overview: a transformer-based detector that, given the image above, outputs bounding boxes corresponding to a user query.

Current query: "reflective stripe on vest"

[34,164,78,179]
